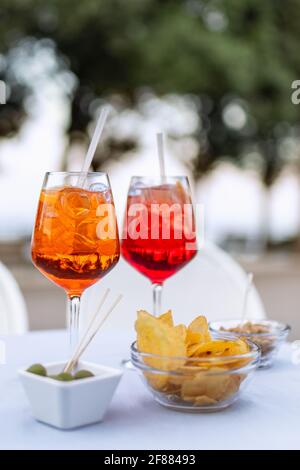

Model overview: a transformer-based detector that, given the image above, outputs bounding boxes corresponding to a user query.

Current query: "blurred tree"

[0,0,300,186]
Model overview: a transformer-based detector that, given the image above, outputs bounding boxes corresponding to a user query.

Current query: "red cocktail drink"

[122,177,197,315]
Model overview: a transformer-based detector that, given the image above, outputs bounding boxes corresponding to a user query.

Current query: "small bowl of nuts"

[209,320,291,368]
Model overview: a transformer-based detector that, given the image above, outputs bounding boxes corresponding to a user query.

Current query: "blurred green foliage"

[1,0,300,184]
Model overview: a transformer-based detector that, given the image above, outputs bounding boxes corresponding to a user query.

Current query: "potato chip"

[153,379,181,394]
[135,310,186,389]
[174,323,187,339]
[181,367,231,401]
[186,330,202,346]
[158,310,174,327]
[151,325,186,393]
[182,395,217,406]
[144,372,171,392]
[221,374,242,400]
[188,315,211,337]
[187,343,204,357]
[194,395,217,406]
[186,331,203,357]
[135,310,186,360]
[223,338,249,356]
[186,316,212,355]
[187,340,225,357]
[189,338,249,358]
[167,365,196,388]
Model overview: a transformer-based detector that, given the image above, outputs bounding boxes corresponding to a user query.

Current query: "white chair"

[0,261,28,334]
[82,242,266,332]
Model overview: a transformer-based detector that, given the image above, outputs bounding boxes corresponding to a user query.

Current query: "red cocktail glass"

[122,176,197,315]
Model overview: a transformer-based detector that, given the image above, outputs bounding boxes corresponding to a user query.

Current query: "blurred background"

[0,0,300,336]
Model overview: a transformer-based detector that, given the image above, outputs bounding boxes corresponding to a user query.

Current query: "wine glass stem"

[152,283,163,317]
[68,295,81,353]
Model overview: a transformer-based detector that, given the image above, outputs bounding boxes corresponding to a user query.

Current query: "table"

[0,330,299,450]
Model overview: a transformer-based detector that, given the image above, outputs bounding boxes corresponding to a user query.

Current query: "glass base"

[146,382,244,413]
[155,398,233,413]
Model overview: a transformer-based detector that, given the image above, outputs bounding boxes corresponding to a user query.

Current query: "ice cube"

[128,181,147,196]
[147,183,189,205]
[142,184,176,204]
[59,188,91,219]
[89,183,111,202]
[89,183,108,193]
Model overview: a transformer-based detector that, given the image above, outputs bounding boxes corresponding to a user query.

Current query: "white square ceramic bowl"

[19,361,123,429]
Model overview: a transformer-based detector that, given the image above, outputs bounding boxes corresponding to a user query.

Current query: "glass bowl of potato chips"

[209,319,290,369]
[131,310,261,412]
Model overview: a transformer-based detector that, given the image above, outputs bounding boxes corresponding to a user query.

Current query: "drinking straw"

[240,273,254,324]
[64,291,123,373]
[77,105,110,186]
[72,294,123,367]
[64,288,110,373]
[156,132,166,179]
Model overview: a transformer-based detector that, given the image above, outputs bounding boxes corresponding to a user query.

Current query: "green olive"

[51,372,74,382]
[74,370,95,380]
[27,364,47,377]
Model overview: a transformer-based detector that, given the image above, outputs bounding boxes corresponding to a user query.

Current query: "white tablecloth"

[0,330,299,450]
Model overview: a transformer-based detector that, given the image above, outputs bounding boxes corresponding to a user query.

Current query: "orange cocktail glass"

[31,172,120,349]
